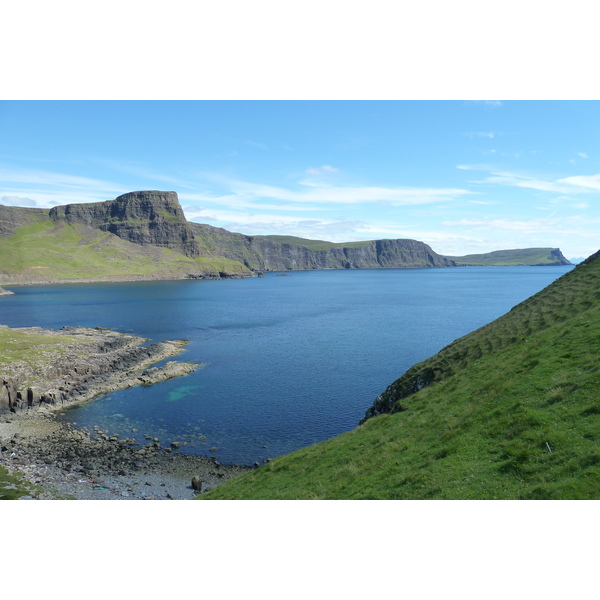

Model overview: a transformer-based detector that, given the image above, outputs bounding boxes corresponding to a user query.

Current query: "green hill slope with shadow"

[200,250,600,500]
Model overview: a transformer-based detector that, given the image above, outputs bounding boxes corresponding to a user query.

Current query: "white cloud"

[456,163,494,171]
[464,131,496,139]
[306,165,339,175]
[187,206,370,240]
[1,195,39,207]
[458,164,600,197]
[220,179,473,206]
[578,152,588,158]
[465,101,503,109]
[244,140,268,150]
[442,215,600,236]
[0,167,122,192]
[482,172,572,193]
[89,158,197,189]
[557,173,600,191]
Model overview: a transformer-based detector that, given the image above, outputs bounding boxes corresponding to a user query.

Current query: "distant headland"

[0,191,571,286]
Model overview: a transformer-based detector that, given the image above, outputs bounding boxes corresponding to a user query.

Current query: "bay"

[0,266,573,465]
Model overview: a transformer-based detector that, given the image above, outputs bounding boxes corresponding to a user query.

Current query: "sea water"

[0,266,573,465]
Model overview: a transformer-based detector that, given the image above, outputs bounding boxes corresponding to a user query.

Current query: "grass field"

[0,326,88,367]
[201,250,600,499]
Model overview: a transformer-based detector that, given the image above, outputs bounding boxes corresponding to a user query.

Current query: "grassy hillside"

[0,219,250,283]
[201,251,600,499]
[447,247,570,266]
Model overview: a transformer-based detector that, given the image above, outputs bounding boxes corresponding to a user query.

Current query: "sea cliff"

[189,222,456,271]
[0,191,571,285]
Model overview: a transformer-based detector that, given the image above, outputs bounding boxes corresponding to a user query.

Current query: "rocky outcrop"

[0,287,13,296]
[0,205,49,237]
[189,223,456,271]
[547,249,572,265]
[49,191,201,257]
[0,326,196,415]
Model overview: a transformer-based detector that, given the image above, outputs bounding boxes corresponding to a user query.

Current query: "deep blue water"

[0,266,573,465]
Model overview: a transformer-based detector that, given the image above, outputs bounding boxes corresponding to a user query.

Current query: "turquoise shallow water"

[0,266,573,465]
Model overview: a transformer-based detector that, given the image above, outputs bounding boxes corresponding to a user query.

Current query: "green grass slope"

[201,251,600,499]
[447,247,570,266]
[0,220,250,283]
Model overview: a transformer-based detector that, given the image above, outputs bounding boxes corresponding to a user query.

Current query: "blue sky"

[1,100,599,260]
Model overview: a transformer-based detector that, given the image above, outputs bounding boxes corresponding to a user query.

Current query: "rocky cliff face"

[547,249,571,265]
[3,191,571,279]
[189,223,456,271]
[0,205,49,237]
[49,191,201,257]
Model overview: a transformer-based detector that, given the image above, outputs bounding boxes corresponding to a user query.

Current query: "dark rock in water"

[170,441,180,449]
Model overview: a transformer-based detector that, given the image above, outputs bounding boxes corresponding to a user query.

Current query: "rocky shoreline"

[1,326,199,414]
[0,324,253,499]
[0,271,259,288]
[0,410,251,499]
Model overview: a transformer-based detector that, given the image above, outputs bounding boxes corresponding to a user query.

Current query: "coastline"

[1,325,199,414]
[0,271,259,288]
[0,325,252,499]
[0,411,251,499]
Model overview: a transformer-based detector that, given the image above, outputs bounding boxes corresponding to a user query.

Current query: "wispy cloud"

[465,100,503,109]
[456,163,495,171]
[0,167,121,192]
[443,215,600,236]
[244,140,268,150]
[89,158,197,189]
[181,192,328,213]
[557,174,600,191]
[1,195,38,207]
[216,178,474,207]
[305,164,339,176]
[463,131,497,139]
[0,166,126,207]
[185,206,370,239]
[458,164,600,195]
